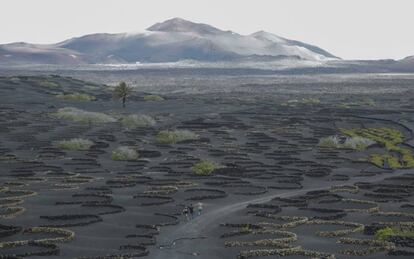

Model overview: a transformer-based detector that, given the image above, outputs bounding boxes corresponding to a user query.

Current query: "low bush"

[338,98,376,108]
[192,161,217,176]
[112,146,139,161]
[375,227,396,241]
[375,227,414,240]
[318,136,340,149]
[284,98,320,107]
[341,128,414,168]
[40,80,60,89]
[369,154,402,169]
[121,114,156,128]
[155,130,198,144]
[341,127,404,148]
[56,138,94,151]
[57,93,96,102]
[52,107,116,124]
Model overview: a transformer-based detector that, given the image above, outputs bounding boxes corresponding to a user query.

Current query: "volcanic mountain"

[0,17,339,65]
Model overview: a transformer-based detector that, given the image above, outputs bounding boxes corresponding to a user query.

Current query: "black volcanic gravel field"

[0,75,414,258]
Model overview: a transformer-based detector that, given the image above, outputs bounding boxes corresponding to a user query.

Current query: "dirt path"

[150,169,410,259]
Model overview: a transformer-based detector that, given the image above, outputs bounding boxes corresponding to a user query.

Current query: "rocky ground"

[0,74,414,258]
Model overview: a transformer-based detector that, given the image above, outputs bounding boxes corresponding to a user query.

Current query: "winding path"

[151,168,411,259]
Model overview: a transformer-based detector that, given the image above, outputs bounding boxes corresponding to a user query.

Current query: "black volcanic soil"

[0,74,414,259]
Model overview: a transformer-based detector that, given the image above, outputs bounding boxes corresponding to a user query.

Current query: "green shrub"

[362,98,376,106]
[370,154,385,167]
[192,160,217,176]
[144,95,165,102]
[375,227,395,240]
[338,103,351,109]
[121,114,156,128]
[57,93,96,102]
[40,80,59,89]
[342,127,414,168]
[155,130,198,144]
[369,154,402,169]
[387,155,403,169]
[111,146,139,161]
[338,98,375,108]
[341,127,404,149]
[285,98,320,107]
[56,138,94,151]
[52,107,116,124]
[155,131,176,144]
[402,152,414,167]
[374,227,414,240]
[318,136,340,148]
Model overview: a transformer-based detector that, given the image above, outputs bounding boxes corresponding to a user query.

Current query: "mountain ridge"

[147,17,227,35]
[0,17,350,65]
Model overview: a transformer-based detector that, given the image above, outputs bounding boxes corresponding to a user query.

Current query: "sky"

[1,0,413,60]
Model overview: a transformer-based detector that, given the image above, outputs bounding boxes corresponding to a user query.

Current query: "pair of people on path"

[182,202,203,221]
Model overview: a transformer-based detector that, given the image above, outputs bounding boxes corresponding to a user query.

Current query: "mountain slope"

[393,55,414,72]
[0,42,85,65]
[0,17,338,65]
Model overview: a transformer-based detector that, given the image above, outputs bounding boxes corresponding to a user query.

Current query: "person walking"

[197,202,203,216]
[183,206,190,221]
[188,204,194,219]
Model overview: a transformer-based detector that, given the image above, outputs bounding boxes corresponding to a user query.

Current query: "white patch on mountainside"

[251,31,287,44]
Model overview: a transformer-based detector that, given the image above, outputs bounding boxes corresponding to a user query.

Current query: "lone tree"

[114,81,132,108]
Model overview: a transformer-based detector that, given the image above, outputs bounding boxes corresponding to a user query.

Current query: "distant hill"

[0,18,339,65]
[393,55,414,72]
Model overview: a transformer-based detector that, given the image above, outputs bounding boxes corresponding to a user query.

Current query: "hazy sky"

[1,0,413,60]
